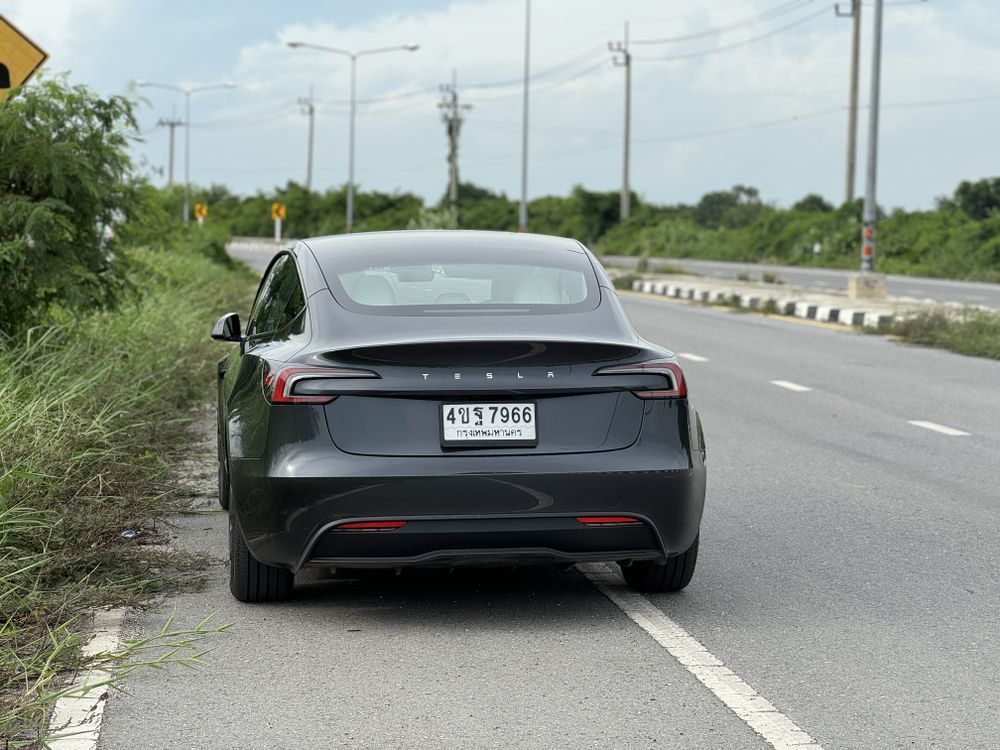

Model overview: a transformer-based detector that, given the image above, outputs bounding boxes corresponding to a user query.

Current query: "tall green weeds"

[0,241,255,746]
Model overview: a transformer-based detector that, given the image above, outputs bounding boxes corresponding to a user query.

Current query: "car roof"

[299,229,588,257]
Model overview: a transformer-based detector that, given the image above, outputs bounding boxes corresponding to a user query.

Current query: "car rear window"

[318,242,600,315]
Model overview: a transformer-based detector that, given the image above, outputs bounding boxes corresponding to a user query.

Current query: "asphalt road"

[97,252,999,749]
[604,255,1000,308]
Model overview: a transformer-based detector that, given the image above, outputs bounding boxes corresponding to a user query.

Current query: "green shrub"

[0,78,141,333]
[889,308,1000,359]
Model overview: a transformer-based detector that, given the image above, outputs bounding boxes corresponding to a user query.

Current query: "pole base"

[848,272,886,300]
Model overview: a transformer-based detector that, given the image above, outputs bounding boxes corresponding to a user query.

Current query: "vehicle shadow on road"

[284,565,614,630]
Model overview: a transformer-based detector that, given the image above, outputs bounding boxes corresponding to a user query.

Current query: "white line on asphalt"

[770,380,812,392]
[677,352,709,362]
[907,420,971,436]
[47,608,126,750]
[580,564,824,750]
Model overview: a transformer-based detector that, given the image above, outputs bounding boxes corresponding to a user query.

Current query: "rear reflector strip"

[336,521,407,531]
[576,516,642,526]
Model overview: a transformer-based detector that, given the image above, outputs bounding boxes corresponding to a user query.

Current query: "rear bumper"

[305,515,663,569]
[231,450,706,572]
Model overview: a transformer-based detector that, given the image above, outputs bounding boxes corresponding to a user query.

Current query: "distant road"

[603,256,1000,308]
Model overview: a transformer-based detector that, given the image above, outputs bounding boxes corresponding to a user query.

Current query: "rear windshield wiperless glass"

[316,243,600,315]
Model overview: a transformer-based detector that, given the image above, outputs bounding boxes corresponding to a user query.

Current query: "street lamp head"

[404,44,420,51]
[287,41,303,49]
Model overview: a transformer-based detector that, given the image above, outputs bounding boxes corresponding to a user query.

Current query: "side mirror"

[211,313,242,342]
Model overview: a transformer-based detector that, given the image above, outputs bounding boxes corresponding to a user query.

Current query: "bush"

[888,307,1000,359]
[0,78,140,333]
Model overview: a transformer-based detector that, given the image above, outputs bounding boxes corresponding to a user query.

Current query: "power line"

[632,0,817,45]
[463,44,606,90]
[465,59,610,104]
[634,5,833,62]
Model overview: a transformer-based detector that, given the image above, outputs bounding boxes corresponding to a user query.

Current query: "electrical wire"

[465,59,611,104]
[462,45,608,90]
[635,5,833,62]
[632,0,817,45]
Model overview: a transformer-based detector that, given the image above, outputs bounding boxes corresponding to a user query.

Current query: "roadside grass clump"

[883,307,1000,360]
[612,273,641,291]
[0,241,256,747]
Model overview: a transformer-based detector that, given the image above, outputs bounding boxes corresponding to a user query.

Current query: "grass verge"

[0,239,256,747]
[877,307,1000,360]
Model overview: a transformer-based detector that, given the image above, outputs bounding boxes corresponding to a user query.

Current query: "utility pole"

[609,21,632,221]
[518,0,531,232]
[861,0,884,274]
[438,70,472,216]
[156,116,183,187]
[836,0,862,204]
[298,86,315,191]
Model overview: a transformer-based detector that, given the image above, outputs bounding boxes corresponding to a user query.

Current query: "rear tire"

[229,513,293,602]
[620,533,699,593]
[218,461,230,510]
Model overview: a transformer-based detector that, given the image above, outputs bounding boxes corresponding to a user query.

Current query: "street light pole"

[287,41,419,233]
[836,0,862,204]
[861,0,884,273]
[518,0,531,232]
[348,56,357,233]
[184,90,191,224]
[135,80,236,225]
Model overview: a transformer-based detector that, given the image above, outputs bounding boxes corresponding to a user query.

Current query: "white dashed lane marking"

[580,564,825,750]
[677,352,709,362]
[770,380,812,392]
[907,420,971,436]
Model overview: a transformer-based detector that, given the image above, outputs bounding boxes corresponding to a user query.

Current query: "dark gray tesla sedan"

[212,230,706,602]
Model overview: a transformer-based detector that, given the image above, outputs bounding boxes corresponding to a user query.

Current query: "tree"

[953,178,1000,220]
[0,78,140,333]
[792,194,834,213]
[693,185,762,229]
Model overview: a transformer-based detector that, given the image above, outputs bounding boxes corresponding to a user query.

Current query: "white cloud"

[12,0,1000,209]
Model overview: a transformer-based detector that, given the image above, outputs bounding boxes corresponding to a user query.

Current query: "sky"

[4,0,1000,210]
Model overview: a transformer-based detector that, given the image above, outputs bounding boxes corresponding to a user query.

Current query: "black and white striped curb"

[226,238,285,254]
[630,278,900,328]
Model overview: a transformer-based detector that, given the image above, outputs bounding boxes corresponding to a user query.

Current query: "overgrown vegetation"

[173,175,1000,284]
[880,307,1000,360]
[0,78,141,333]
[1,79,255,747]
[0,240,255,746]
[593,183,1000,283]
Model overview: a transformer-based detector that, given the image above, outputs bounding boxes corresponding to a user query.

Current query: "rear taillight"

[593,359,686,399]
[263,365,379,404]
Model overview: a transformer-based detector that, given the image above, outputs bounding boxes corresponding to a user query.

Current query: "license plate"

[441,402,537,446]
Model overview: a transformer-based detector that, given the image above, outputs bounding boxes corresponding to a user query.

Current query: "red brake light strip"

[337,520,407,531]
[576,516,642,526]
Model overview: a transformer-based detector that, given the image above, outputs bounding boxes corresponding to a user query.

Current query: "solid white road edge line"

[677,352,709,362]
[579,564,825,750]
[907,420,971,436]
[770,380,812,392]
[46,608,126,750]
